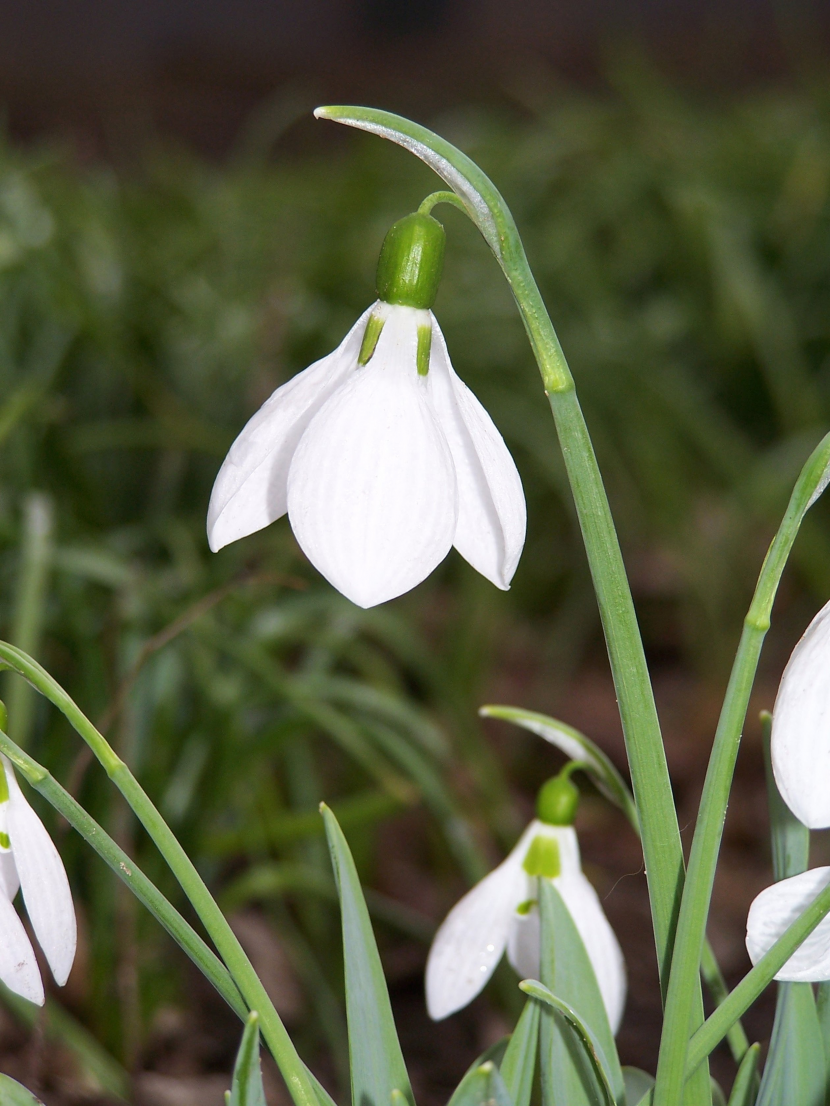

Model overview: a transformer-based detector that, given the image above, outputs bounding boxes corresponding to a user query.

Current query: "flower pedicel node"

[0,739,77,1004]
[207,206,526,608]
[425,764,626,1033]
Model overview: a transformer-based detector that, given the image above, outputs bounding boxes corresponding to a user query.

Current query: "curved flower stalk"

[0,753,76,1004]
[425,769,626,1033]
[771,598,830,828]
[746,867,830,981]
[208,211,525,609]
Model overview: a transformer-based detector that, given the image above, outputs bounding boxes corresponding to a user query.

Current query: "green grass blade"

[320,803,413,1106]
[727,1045,760,1106]
[228,1013,267,1106]
[447,1063,514,1106]
[500,998,541,1106]
[0,1074,45,1106]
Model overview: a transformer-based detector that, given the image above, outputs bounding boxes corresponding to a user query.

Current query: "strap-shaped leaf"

[520,981,616,1106]
[479,706,637,831]
[447,1062,514,1106]
[727,1045,760,1106]
[622,1067,654,1106]
[756,718,825,1106]
[320,803,413,1106]
[227,1012,267,1106]
[537,880,624,1105]
[0,1075,44,1106]
[500,997,541,1106]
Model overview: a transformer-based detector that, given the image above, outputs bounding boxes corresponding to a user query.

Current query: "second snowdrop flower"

[771,598,830,828]
[207,207,526,608]
[425,766,626,1033]
[0,752,77,1005]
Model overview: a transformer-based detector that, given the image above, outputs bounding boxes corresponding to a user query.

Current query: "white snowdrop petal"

[771,599,830,828]
[0,848,19,904]
[5,766,76,986]
[0,890,43,1004]
[287,306,457,608]
[556,873,627,1035]
[506,900,540,980]
[426,850,527,1020]
[746,868,830,981]
[207,304,376,552]
[429,322,526,588]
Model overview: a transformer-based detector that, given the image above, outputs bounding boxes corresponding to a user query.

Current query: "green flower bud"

[375,212,445,310]
[536,769,580,826]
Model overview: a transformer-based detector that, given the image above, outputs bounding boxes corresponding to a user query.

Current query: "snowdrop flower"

[425,768,626,1032]
[0,754,76,1004]
[771,598,830,828]
[207,209,526,608]
[746,867,830,981]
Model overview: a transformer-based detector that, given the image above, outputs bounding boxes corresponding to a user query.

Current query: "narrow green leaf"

[304,1065,340,1106]
[228,1013,267,1106]
[711,1080,727,1106]
[520,980,616,1106]
[0,1075,44,1106]
[537,880,624,1106]
[727,1044,760,1106]
[479,707,638,831]
[447,1063,514,1106]
[756,715,824,1106]
[320,803,413,1106]
[622,1067,654,1105]
[500,998,541,1106]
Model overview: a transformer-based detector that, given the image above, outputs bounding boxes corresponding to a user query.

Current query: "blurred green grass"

[3,69,830,1085]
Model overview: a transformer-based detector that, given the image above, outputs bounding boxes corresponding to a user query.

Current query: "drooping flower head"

[425,764,626,1033]
[0,750,77,1004]
[771,598,830,828]
[207,206,526,608]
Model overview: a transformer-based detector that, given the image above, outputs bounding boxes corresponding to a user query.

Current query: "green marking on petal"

[358,312,385,366]
[416,324,432,376]
[0,831,9,850]
[515,898,536,916]
[0,766,8,807]
[522,835,561,879]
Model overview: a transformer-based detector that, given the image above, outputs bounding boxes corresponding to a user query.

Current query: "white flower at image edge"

[207,303,526,608]
[771,597,830,828]
[746,867,830,981]
[425,820,626,1033]
[0,754,77,1004]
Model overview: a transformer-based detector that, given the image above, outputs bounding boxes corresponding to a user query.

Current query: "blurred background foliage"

[3,64,830,1099]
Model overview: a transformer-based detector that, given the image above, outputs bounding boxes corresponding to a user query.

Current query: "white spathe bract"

[746,867,830,981]
[207,302,526,608]
[425,820,626,1033]
[0,755,77,1005]
[771,598,830,828]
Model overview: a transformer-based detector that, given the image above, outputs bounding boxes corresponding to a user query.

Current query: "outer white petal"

[0,890,43,1004]
[287,306,457,608]
[207,304,376,552]
[426,839,528,1020]
[504,823,626,1034]
[428,319,526,589]
[5,760,76,986]
[771,599,830,828]
[746,868,830,981]
[555,874,627,1035]
[0,797,20,903]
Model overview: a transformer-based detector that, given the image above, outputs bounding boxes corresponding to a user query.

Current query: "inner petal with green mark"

[515,898,537,916]
[522,834,561,879]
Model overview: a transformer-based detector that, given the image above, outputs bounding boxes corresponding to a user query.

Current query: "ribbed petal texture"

[429,321,525,588]
[207,305,374,552]
[287,307,457,607]
[746,867,830,981]
[5,760,76,986]
[771,599,830,828]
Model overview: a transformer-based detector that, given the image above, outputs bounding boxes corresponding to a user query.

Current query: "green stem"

[686,874,830,1076]
[418,191,467,217]
[0,726,247,1021]
[0,641,318,1106]
[652,431,830,1106]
